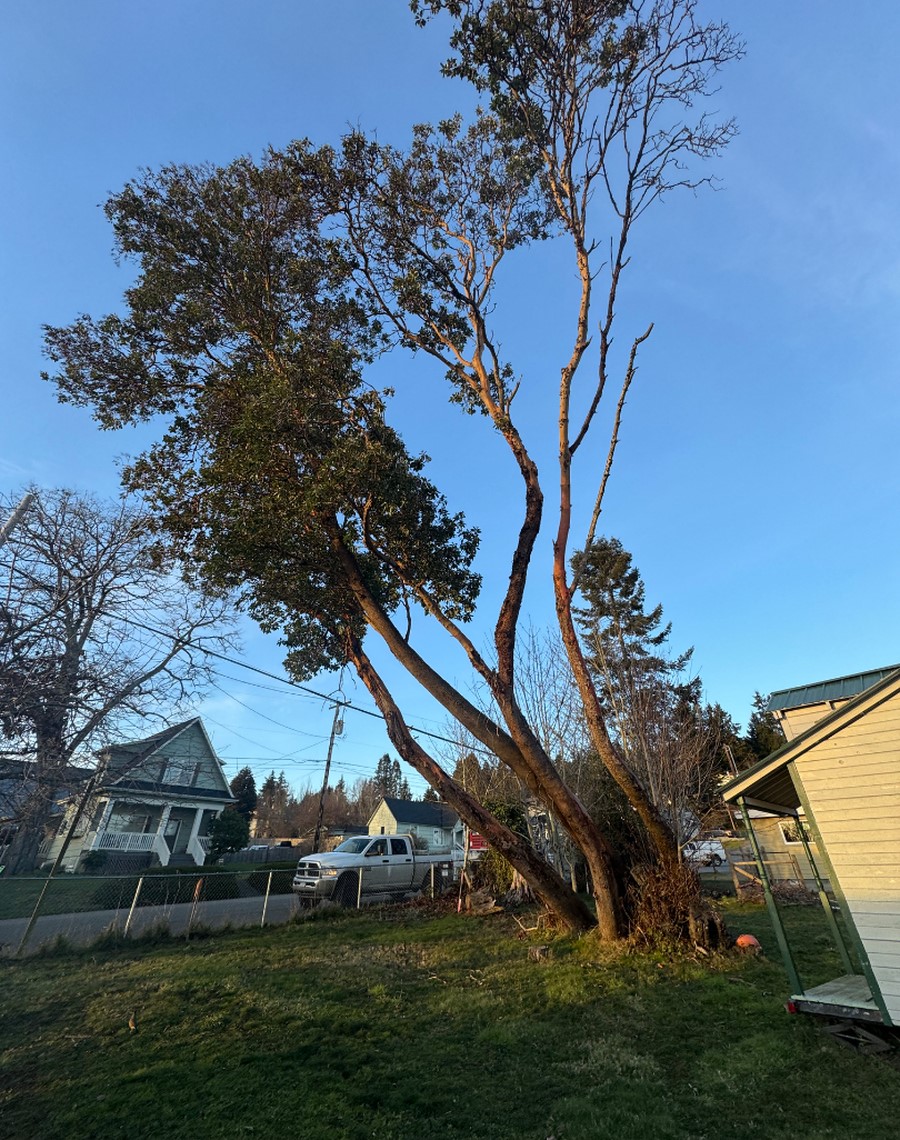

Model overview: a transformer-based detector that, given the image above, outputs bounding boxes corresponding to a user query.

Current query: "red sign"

[468,832,488,851]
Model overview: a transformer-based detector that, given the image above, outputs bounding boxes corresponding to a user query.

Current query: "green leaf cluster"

[42,148,482,679]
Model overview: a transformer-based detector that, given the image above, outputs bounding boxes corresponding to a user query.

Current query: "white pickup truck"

[292,834,454,906]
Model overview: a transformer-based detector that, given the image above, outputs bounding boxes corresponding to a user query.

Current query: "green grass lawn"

[1,899,898,1140]
[0,875,103,919]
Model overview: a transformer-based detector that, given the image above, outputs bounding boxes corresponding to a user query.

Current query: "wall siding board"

[803,758,900,780]
[793,686,900,1024]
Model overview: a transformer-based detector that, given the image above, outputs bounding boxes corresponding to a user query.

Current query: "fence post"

[123,876,144,937]
[260,870,273,927]
[430,863,434,899]
[186,876,203,939]
[356,867,363,909]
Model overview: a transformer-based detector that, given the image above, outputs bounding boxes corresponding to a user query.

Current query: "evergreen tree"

[229,766,258,822]
[573,537,692,698]
[255,770,291,836]
[207,807,250,860]
[373,754,394,798]
[573,536,721,841]
[371,753,410,799]
[452,752,491,800]
[745,692,785,762]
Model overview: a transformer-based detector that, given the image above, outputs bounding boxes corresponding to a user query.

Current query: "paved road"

[0,892,299,956]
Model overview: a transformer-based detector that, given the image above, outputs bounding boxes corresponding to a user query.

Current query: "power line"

[207,678,319,737]
[118,612,498,759]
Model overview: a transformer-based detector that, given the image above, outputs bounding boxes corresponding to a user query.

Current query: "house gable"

[367,797,459,845]
[768,664,900,741]
[103,718,232,800]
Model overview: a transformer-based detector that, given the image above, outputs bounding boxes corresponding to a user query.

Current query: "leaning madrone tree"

[43,1,741,938]
[42,157,599,931]
[0,488,233,872]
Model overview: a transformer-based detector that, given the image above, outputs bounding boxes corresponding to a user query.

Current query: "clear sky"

[3,2,900,797]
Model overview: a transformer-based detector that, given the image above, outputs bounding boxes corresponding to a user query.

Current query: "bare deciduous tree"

[0,488,235,872]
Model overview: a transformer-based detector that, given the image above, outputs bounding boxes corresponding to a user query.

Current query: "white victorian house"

[44,718,234,872]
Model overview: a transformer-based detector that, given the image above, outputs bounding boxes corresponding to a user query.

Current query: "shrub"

[246,869,294,895]
[80,851,108,874]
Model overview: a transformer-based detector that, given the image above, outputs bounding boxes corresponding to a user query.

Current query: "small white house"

[367,797,462,852]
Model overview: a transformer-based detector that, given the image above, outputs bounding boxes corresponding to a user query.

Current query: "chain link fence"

[0,866,300,956]
[0,861,455,956]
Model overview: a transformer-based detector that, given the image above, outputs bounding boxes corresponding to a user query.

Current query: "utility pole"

[0,492,35,548]
[312,699,343,854]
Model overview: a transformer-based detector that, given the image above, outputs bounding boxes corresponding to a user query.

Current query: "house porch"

[81,799,219,868]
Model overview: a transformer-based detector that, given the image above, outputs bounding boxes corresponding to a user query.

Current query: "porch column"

[89,798,116,848]
[186,807,205,859]
[739,796,803,995]
[153,804,173,866]
[155,804,172,837]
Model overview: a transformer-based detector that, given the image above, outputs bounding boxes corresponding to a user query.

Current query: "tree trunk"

[329,524,624,938]
[345,635,598,934]
[4,780,56,874]
[553,553,680,867]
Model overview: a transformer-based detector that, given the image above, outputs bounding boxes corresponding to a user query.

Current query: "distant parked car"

[682,839,728,869]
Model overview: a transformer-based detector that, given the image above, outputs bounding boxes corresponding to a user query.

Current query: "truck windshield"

[334,837,372,854]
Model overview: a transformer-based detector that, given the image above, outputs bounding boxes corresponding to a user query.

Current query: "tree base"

[628,861,727,952]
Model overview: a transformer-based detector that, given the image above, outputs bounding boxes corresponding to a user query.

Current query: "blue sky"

[3,2,900,796]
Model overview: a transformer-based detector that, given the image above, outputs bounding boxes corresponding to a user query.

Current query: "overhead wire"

[116,612,498,759]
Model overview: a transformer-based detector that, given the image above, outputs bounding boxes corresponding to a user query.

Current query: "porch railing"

[96,832,156,852]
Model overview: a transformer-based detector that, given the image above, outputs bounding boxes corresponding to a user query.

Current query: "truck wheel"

[419,871,432,898]
[333,874,358,908]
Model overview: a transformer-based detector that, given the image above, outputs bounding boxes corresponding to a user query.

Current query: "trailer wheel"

[333,873,358,908]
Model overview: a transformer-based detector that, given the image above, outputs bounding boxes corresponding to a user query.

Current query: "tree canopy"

[229,767,258,822]
[208,807,250,860]
[41,1,742,937]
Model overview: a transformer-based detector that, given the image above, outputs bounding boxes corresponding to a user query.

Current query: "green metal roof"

[766,665,900,712]
[723,666,900,809]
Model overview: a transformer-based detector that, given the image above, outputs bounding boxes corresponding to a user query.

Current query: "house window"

[780,818,812,846]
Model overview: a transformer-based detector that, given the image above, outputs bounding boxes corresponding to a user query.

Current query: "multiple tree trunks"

[346,635,598,934]
[32,3,742,945]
